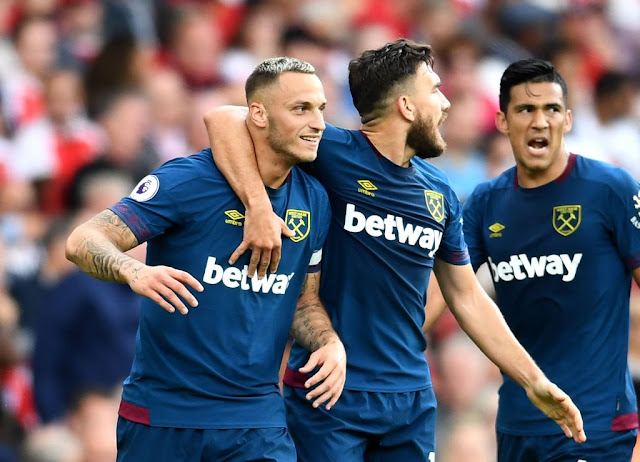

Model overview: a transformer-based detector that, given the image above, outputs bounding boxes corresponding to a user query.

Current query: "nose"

[310,109,326,131]
[531,109,549,129]
[441,93,451,113]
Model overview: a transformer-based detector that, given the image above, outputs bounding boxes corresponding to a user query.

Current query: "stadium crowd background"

[0,0,638,460]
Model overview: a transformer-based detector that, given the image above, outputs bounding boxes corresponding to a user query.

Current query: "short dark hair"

[245,57,315,103]
[594,71,632,100]
[348,39,435,123]
[499,58,568,113]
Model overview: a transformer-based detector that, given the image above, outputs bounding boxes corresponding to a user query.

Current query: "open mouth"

[527,137,548,153]
[300,136,320,145]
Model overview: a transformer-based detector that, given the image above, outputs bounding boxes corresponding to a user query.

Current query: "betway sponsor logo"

[202,257,294,294]
[344,203,442,258]
[488,253,582,283]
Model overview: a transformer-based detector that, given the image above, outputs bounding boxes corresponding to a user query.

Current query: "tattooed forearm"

[66,210,141,283]
[291,272,338,352]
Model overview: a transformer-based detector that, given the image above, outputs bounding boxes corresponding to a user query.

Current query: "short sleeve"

[608,171,640,270]
[436,189,470,265]
[109,160,190,243]
[462,185,489,272]
[308,189,332,273]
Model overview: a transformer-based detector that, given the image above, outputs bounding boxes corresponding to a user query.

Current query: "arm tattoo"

[68,210,141,283]
[291,272,337,352]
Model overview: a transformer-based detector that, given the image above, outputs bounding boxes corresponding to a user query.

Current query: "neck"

[254,143,292,189]
[517,150,570,188]
[361,118,415,167]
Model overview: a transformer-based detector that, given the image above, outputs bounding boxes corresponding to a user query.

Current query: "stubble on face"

[407,112,447,159]
[266,116,317,165]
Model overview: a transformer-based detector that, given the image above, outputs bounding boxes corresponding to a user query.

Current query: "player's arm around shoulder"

[65,209,203,315]
[433,258,586,443]
[204,106,293,278]
[290,270,346,411]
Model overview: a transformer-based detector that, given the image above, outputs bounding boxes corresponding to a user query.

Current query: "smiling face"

[496,81,572,186]
[263,71,326,165]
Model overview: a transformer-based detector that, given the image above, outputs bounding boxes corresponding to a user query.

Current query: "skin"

[495,81,572,188]
[66,70,345,409]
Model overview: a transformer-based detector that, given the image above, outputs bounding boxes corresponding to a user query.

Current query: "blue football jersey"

[286,123,469,392]
[464,154,640,434]
[109,150,331,429]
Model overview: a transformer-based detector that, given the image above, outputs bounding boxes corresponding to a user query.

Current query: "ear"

[495,111,509,135]
[248,102,267,128]
[563,108,573,134]
[396,95,416,122]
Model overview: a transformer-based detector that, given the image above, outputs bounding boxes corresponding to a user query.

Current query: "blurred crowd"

[0,0,638,460]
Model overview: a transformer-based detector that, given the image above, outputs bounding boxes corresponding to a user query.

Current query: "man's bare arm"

[66,209,203,314]
[203,106,293,278]
[66,209,140,282]
[423,271,448,335]
[433,258,586,443]
[290,271,346,410]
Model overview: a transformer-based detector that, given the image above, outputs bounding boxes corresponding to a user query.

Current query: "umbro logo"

[224,210,245,227]
[357,180,377,197]
[489,222,505,238]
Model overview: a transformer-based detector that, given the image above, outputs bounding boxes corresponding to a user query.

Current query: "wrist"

[244,189,271,211]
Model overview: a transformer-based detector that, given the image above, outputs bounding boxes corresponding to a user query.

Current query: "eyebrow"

[289,100,327,108]
[513,102,563,111]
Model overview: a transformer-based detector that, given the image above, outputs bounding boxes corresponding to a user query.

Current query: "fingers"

[170,268,204,295]
[299,350,346,410]
[280,220,295,238]
[229,241,250,265]
[134,267,203,315]
[257,260,270,280]
[299,355,319,376]
[147,291,178,314]
[269,247,281,274]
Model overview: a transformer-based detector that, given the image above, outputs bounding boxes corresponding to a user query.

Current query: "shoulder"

[318,122,366,159]
[467,167,515,202]
[321,122,359,143]
[290,167,329,204]
[572,154,639,195]
[147,149,224,191]
[412,158,461,206]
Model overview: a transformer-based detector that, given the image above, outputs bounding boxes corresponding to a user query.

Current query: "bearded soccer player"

[65,57,346,462]
[203,40,585,461]
[462,59,640,461]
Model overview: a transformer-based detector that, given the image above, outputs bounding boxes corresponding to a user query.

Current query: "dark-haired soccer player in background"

[461,58,640,461]
[65,57,346,462]
[203,39,585,461]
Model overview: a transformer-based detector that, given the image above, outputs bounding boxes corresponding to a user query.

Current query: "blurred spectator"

[84,34,153,118]
[431,96,489,203]
[2,16,57,132]
[144,68,190,163]
[22,424,82,462]
[166,6,222,90]
[58,0,104,70]
[67,388,119,462]
[482,130,515,180]
[33,174,140,423]
[12,68,101,214]
[0,286,37,457]
[567,70,640,180]
[8,215,76,347]
[68,89,157,210]
[440,416,496,462]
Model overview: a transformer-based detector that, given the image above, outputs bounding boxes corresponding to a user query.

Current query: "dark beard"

[406,113,446,159]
